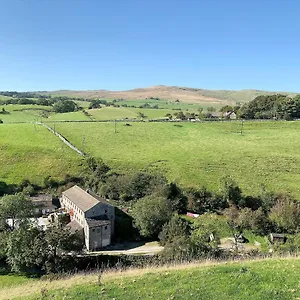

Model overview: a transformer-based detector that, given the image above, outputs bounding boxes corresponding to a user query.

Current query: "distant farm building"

[223,111,237,120]
[61,185,115,251]
[31,194,58,217]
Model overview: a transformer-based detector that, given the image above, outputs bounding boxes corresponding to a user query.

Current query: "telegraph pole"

[114,119,117,134]
[240,119,244,135]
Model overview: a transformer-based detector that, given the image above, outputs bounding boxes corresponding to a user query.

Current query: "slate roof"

[66,219,84,233]
[86,218,110,228]
[62,185,101,212]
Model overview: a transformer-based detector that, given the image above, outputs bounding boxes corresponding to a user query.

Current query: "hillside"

[2,258,300,299]
[38,85,299,105]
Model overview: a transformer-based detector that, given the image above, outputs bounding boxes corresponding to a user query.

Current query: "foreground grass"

[0,274,36,288]
[54,121,300,197]
[0,124,83,185]
[2,258,300,299]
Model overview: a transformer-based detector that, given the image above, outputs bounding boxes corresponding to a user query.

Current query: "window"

[92,229,95,232]
[104,226,108,230]
[105,209,108,214]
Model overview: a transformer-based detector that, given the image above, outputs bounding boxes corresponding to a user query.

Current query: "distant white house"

[223,111,237,120]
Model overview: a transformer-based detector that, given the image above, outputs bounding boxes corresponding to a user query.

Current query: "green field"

[53,121,300,197]
[108,98,219,110]
[0,124,83,185]
[47,111,91,121]
[2,119,300,197]
[87,106,178,120]
[2,258,300,299]
[0,105,52,123]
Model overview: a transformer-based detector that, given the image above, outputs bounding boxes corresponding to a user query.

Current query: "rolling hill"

[38,85,299,105]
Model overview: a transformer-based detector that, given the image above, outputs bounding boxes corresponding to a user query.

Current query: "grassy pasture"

[0,105,52,123]
[2,258,300,299]
[0,124,83,185]
[109,98,220,110]
[47,111,91,121]
[53,121,300,197]
[87,106,177,120]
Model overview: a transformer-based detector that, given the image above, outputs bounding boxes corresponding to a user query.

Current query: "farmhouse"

[223,111,237,120]
[60,185,115,251]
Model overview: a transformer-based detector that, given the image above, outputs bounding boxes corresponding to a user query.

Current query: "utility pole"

[53,123,56,133]
[240,119,244,135]
[114,119,117,134]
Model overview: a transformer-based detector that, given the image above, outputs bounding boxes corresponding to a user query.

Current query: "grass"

[2,258,300,299]
[0,124,84,185]
[107,98,221,110]
[0,274,36,288]
[87,106,179,120]
[47,111,91,121]
[0,105,52,123]
[53,120,300,197]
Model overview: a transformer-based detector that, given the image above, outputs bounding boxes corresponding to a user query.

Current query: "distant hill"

[38,85,299,105]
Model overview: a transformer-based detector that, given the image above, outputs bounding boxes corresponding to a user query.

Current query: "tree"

[159,214,190,246]
[6,225,44,272]
[220,177,242,206]
[189,221,221,258]
[43,225,83,273]
[137,112,146,119]
[0,193,33,229]
[132,196,172,238]
[53,100,77,113]
[6,223,82,273]
[219,105,233,113]
[167,182,187,213]
[207,107,216,113]
[269,194,300,233]
[174,111,186,120]
[186,187,226,214]
[165,113,172,120]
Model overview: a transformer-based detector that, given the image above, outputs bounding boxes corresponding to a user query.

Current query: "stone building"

[60,185,115,251]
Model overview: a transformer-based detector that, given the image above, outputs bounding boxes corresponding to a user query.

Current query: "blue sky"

[1,0,300,92]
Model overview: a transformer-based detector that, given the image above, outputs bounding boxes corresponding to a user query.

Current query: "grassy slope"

[87,107,181,120]
[2,258,300,299]
[0,124,83,185]
[54,121,300,197]
[0,105,52,123]
[48,111,91,121]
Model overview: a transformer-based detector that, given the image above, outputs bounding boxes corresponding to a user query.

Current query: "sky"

[0,0,300,92]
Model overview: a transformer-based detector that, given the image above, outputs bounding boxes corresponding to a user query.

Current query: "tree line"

[2,158,300,275]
